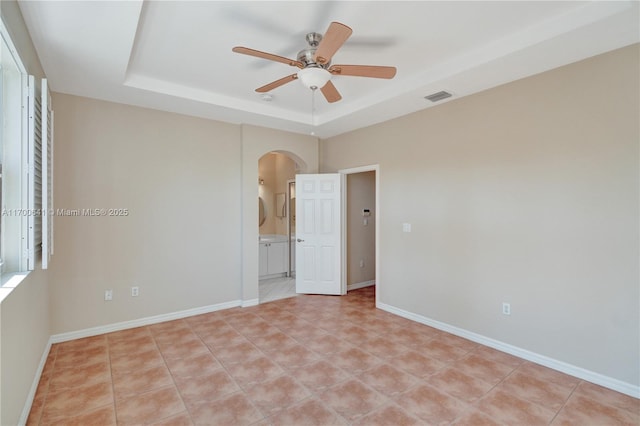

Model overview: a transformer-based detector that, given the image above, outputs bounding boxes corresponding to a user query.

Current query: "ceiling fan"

[232,22,397,103]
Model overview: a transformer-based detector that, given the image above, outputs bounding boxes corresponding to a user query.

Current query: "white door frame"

[339,165,380,307]
[286,178,295,278]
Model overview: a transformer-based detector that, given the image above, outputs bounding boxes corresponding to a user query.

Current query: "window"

[1,20,28,277]
[1,19,53,282]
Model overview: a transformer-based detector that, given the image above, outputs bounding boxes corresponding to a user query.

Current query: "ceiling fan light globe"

[297,67,331,90]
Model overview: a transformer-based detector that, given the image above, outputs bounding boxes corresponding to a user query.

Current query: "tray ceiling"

[18,1,639,138]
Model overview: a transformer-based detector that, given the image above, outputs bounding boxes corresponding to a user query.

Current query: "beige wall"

[1,269,50,426]
[321,45,639,387]
[0,2,50,425]
[347,171,376,286]
[50,93,243,333]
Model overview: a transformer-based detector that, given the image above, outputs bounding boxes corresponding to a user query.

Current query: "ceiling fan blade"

[320,81,342,103]
[256,74,298,93]
[329,65,397,79]
[313,22,353,65]
[233,47,303,68]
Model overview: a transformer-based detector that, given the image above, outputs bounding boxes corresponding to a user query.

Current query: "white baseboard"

[377,302,640,399]
[259,272,287,280]
[18,339,52,426]
[241,298,259,307]
[348,280,375,291]
[50,299,242,344]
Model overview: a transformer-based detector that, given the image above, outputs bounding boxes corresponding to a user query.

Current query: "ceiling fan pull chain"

[311,88,316,127]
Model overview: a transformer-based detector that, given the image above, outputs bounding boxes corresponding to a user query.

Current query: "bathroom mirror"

[258,197,266,226]
[275,193,286,218]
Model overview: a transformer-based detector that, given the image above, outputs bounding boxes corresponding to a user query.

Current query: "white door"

[295,174,343,295]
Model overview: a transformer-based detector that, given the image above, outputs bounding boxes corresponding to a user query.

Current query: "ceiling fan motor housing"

[297,32,331,69]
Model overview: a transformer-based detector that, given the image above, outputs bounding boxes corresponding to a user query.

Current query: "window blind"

[26,75,42,270]
[42,78,53,269]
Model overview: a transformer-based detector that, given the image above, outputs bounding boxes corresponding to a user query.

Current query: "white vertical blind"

[42,78,53,268]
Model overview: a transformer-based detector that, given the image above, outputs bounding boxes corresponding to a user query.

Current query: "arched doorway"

[240,124,318,307]
[257,152,300,302]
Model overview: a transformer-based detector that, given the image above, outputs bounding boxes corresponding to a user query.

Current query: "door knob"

[297,238,304,242]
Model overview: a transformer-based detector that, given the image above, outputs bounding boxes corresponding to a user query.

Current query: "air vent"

[424,91,452,102]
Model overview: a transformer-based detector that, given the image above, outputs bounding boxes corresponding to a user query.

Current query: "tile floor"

[259,276,297,303]
[28,287,638,425]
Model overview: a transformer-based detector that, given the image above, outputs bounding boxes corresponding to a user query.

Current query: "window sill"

[0,271,30,304]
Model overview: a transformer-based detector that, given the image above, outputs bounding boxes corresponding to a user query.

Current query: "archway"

[240,125,318,306]
[257,152,302,302]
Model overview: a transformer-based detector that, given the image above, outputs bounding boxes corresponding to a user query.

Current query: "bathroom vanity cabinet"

[290,239,296,274]
[259,241,287,278]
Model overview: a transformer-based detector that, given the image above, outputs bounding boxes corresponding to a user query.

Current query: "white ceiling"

[18,1,639,138]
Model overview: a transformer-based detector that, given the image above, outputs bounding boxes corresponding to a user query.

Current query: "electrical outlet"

[359,259,365,268]
[131,286,139,297]
[104,289,113,301]
[502,302,511,315]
